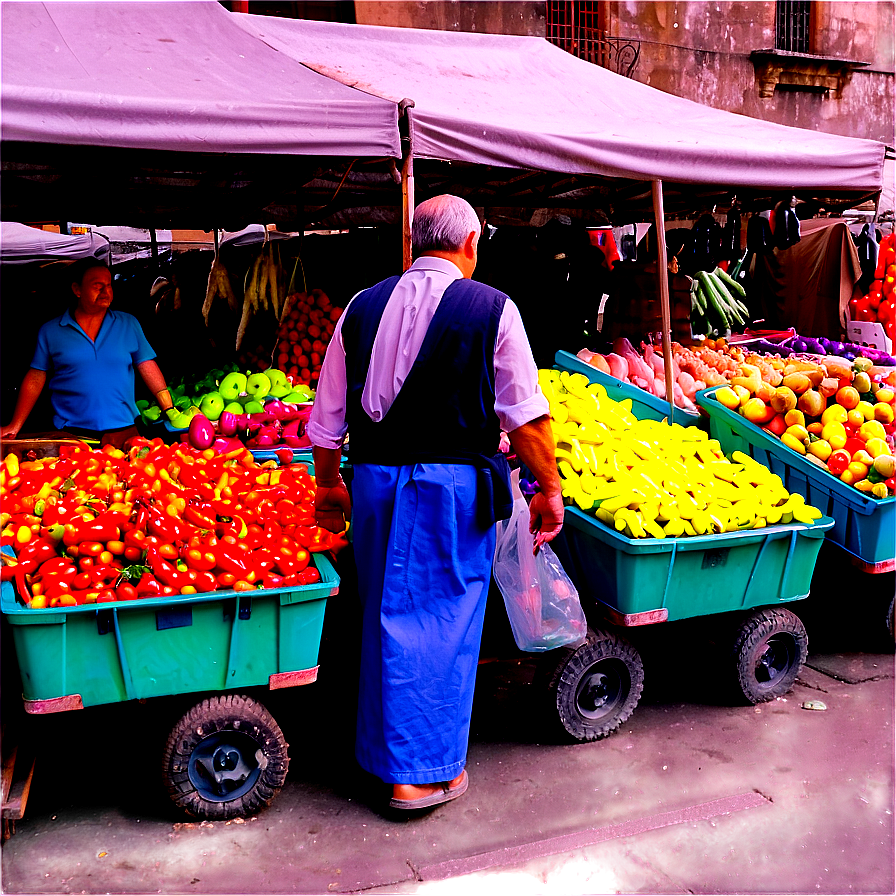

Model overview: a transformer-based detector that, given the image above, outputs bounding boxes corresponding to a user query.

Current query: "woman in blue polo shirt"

[1,258,176,448]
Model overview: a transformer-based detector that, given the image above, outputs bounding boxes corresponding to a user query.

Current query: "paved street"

[1,546,893,896]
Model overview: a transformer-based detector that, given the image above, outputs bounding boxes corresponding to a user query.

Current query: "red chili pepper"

[136,572,163,597]
[146,548,189,589]
[261,573,285,590]
[183,505,216,530]
[192,571,217,593]
[148,507,192,543]
[211,542,251,577]
[124,529,148,549]
[35,557,78,577]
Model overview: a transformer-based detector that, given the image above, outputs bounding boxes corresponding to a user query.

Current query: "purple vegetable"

[261,399,301,421]
[247,424,281,448]
[802,337,824,355]
[281,418,312,449]
[749,339,792,357]
[219,411,239,437]
[188,414,215,450]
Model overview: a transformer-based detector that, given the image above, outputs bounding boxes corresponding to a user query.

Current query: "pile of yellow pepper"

[541,369,824,539]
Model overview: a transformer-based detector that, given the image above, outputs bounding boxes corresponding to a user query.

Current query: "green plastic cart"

[1,547,339,821]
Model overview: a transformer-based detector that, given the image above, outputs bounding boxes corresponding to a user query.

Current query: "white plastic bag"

[493,469,587,652]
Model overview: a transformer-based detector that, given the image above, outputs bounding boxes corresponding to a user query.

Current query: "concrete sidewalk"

[1,561,893,896]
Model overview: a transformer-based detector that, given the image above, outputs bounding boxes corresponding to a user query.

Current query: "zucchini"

[708,273,746,327]
[696,271,732,330]
[690,278,706,314]
[713,266,747,299]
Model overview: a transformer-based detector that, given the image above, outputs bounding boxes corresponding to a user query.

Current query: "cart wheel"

[547,630,644,742]
[162,694,289,820]
[731,607,808,705]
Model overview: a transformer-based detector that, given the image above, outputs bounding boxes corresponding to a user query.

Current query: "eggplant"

[218,411,240,437]
[749,339,792,357]
[188,414,216,450]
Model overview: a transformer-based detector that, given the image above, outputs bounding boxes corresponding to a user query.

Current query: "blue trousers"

[351,463,496,784]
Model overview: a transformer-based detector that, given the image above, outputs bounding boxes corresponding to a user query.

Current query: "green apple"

[243,399,265,415]
[199,391,225,422]
[266,368,288,388]
[219,371,248,401]
[245,372,272,399]
[223,401,244,416]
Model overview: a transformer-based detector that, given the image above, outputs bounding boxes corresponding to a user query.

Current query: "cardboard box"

[847,321,893,355]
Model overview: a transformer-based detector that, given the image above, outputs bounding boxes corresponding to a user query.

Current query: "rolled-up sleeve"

[493,299,550,433]
[307,313,350,450]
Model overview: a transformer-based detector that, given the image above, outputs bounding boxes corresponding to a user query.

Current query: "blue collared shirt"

[30,308,156,431]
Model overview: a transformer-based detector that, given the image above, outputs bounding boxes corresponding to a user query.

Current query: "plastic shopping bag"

[493,469,587,652]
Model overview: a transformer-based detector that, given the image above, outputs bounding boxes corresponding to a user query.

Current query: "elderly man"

[309,194,563,812]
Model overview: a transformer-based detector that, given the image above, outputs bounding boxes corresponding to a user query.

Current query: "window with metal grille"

[775,0,813,53]
[546,0,640,77]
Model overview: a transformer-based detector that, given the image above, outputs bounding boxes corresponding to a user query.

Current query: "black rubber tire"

[546,630,644,742]
[731,607,808,705]
[162,694,289,820]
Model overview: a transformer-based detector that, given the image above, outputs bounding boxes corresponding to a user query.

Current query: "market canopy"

[0,1,399,158]
[0,221,108,264]
[233,14,886,194]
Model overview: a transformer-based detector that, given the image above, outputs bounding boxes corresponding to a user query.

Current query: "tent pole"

[399,99,416,272]
[652,179,676,425]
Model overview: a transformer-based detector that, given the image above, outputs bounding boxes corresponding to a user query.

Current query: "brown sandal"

[388,770,469,811]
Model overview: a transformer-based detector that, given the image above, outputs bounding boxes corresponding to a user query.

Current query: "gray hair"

[412,195,481,255]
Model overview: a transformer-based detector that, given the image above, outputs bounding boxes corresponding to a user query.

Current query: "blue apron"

[353,463,495,783]
[342,275,513,783]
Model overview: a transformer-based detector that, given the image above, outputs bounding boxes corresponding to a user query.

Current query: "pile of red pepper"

[0,438,347,609]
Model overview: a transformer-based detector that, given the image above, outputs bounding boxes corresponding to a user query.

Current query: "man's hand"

[528,489,564,552]
[314,479,352,533]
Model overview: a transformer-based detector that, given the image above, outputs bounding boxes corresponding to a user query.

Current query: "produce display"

[851,232,896,345]
[688,267,750,337]
[712,355,896,497]
[0,439,347,610]
[576,338,703,413]
[270,289,343,388]
[137,364,316,453]
[576,331,896,416]
[541,369,824,538]
[744,333,895,366]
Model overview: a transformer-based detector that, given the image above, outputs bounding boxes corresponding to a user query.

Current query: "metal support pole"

[652,179,676,425]
[149,227,159,271]
[399,99,416,272]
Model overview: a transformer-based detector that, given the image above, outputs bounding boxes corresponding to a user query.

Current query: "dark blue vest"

[342,274,513,524]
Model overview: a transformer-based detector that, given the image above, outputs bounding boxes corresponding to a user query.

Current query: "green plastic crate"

[696,386,896,566]
[0,552,339,709]
[558,506,833,623]
[554,350,706,429]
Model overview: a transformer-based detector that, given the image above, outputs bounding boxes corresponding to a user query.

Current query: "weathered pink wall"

[609,1,894,144]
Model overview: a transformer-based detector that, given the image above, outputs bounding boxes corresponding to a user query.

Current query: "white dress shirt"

[307,256,549,450]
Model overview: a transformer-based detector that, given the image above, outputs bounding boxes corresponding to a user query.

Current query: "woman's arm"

[1,368,47,438]
[136,359,175,414]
